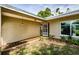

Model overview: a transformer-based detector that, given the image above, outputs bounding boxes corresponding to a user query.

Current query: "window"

[61,20,79,36]
[72,21,79,36]
[61,22,70,35]
[43,24,48,32]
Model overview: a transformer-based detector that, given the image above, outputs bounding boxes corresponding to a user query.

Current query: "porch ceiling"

[1,7,46,23]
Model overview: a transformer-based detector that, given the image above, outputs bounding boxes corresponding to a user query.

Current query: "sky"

[11,4,79,15]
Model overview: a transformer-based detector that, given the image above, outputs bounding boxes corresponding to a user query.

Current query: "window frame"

[60,20,79,37]
[60,21,71,36]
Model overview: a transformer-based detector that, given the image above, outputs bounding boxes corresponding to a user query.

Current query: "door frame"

[40,23,50,37]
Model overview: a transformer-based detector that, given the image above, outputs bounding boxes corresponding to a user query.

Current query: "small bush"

[60,35,69,41]
[17,47,27,55]
[60,45,73,55]
[60,35,79,45]
[31,45,79,55]
[31,44,60,55]
[31,51,41,55]
[74,30,79,36]
[69,39,79,45]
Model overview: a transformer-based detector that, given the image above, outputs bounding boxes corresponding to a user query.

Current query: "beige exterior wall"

[2,16,41,44]
[49,14,79,39]
[49,21,61,38]
[0,7,1,37]
[1,7,79,45]
[0,7,2,46]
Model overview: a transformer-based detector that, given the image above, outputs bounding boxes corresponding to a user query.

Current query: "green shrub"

[17,47,27,55]
[74,30,79,36]
[31,44,60,55]
[60,35,69,41]
[31,45,79,55]
[10,44,79,55]
[60,45,73,55]
[31,51,41,55]
[60,36,65,40]
[71,39,79,45]
[67,37,79,45]
[60,35,79,45]
[31,45,66,55]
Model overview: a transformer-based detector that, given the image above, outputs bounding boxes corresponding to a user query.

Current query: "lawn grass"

[8,37,79,55]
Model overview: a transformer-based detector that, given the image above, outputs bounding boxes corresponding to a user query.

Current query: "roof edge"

[46,10,79,20]
[0,4,79,21]
[0,4,45,20]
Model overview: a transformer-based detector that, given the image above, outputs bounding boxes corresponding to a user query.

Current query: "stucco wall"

[2,16,41,44]
[49,21,61,39]
[49,14,79,39]
[0,7,2,46]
